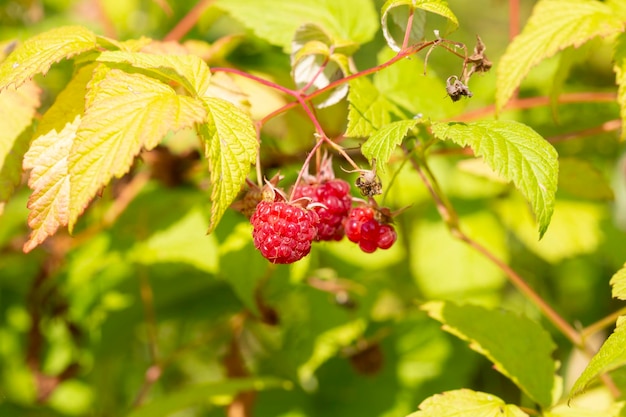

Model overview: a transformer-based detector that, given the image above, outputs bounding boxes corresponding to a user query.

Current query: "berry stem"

[288,138,326,201]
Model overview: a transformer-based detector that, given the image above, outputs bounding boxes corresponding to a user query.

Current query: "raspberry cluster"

[292,179,352,241]
[246,170,398,264]
[344,206,397,253]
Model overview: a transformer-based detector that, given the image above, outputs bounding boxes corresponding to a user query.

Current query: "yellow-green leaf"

[570,316,626,399]
[0,81,41,202]
[361,119,420,174]
[0,26,97,91]
[200,97,257,233]
[496,0,624,112]
[23,116,79,253]
[21,65,95,252]
[68,69,207,229]
[96,51,212,98]
[407,389,529,417]
[610,264,626,301]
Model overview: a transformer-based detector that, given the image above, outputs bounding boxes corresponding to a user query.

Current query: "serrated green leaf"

[361,119,419,173]
[381,0,458,52]
[21,65,94,253]
[0,26,97,91]
[374,48,457,119]
[431,120,558,237]
[496,0,624,112]
[558,157,614,200]
[610,264,626,300]
[127,377,289,417]
[68,69,207,229]
[0,81,41,202]
[407,389,529,417]
[200,97,257,234]
[215,0,377,51]
[613,32,626,141]
[346,77,404,137]
[95,51,212,98]
[570,316,626,399]
[423,301,557,408]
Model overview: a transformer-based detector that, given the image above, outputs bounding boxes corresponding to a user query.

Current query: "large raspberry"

[251,201,319,264]
[293,179,352,241]
[344,206,397,253]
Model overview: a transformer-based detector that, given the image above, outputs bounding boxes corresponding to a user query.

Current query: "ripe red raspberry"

[344,206,397,252]
[293,179,352,241]
[251,201,319,264]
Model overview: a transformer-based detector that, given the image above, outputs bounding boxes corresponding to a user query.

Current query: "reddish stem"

[509,0,520,41]
[401,8,415,51]
[450,92,617,122]
[164,0,214,41]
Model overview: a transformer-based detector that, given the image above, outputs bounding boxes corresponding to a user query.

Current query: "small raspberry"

[344,205,397,253]
[293,179,352,241]
[251,201,319,264]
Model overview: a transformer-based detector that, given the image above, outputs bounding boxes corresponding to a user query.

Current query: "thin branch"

[401,8,415,51]
[548,119,621,143]
[452,92,617,122]
[582,306,626,340]
[164,0,214,41]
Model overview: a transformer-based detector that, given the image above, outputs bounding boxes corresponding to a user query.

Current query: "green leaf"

[570,316,626,399]
[127,377,289,417]
[407,389,529,417]
[346,77,403,137]
[95,51,212,98]
[422,301,557,408]
[200,97,257,234]
[68,69,207,229]
[496,0,624,112]
[21,65,95,252]
[558,157,614,200]
[0,26,97,91]
[361,119,419,174]
[431,120,558,238]
[381,0,459,52]
[214,0,377,51]
[613,32,626,141]
[0,81,41,204]
[610,264,626,301]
